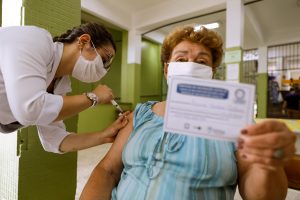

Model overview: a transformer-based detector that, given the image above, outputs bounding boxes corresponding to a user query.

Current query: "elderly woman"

[80,26,296,200]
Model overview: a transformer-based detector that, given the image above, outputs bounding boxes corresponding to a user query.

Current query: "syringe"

[111,100,124,114]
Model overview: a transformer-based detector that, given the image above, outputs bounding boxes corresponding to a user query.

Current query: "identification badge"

[163,76,255,141]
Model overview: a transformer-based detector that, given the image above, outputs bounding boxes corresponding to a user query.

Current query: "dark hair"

[53,22,116,52]
[161,26,223,69]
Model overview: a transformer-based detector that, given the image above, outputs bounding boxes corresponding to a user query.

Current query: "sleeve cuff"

[36,121,69,154]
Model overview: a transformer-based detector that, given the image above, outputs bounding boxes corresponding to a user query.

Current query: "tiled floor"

[76,143,300,200]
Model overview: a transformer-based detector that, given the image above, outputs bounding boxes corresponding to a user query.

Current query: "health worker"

[0,22,128,153]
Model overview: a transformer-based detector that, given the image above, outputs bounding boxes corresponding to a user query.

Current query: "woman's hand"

[93,84,114,104]
[101,111,130,143]
[237,119,297,170]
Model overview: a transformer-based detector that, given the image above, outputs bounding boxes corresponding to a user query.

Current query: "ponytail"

[53,22,116,52]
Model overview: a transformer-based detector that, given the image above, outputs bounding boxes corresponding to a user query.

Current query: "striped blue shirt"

[112,101,237,200]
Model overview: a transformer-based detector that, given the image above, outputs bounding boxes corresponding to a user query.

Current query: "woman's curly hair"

[161,26,223,69]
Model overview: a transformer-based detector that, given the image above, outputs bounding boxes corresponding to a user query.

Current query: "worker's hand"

[93,84,114,104]
[101,111,130,143]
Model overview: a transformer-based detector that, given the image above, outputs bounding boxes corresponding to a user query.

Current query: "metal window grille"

[242,49,258,85]
[268,42,300,91]
[267,42,300,118]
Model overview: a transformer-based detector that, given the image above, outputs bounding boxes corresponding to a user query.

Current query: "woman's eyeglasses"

[91,41,115,71]
[102,46,114,71]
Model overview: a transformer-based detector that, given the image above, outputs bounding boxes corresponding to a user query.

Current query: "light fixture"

[194,22,220,31]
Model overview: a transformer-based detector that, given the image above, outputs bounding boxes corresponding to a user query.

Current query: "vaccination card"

[163,76,255,141]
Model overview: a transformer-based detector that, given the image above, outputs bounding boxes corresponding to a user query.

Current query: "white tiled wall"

[0,132,18,200]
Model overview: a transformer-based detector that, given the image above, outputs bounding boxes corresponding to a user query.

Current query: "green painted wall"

[18,127,77,200]
[121,38,165,104]
[78,105,116,133]
[17,0,81,199]
[22,0,80,36]
[257,73,268,118]
[120,31,130,103]
[140,39,163,102]
[127,63,141,106]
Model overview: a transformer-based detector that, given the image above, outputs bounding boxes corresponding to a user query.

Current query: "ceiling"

[81,0,300,49]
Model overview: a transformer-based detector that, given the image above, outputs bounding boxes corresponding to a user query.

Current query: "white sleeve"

[36,121,70,154]
[0,26,63,126]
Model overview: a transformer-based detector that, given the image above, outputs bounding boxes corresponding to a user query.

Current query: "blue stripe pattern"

[112,101,237,200]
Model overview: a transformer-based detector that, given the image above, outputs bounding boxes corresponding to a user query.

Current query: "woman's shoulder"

[133,101,160,128]
[135,101,158,113]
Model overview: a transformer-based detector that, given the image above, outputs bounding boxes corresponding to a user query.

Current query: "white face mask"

[167,62,213,84]
[72,46,107,83]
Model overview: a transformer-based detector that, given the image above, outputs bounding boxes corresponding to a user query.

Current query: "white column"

[226,0,244,48]
[2,0,22,26]
[258,46,268,74]
[128,29,142,64]
[225,0,244,82]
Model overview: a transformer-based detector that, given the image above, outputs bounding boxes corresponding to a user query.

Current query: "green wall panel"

[257,73,268,118]
[22,0,80,35]
[134,63,142,105]
[78,105,117,133]
[18,127,76,200]
[120,31,130,103]
[140,39,162,103]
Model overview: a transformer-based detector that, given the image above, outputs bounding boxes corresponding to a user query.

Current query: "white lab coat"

[0,26,72,153]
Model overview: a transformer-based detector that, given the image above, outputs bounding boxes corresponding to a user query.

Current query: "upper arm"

[80,113,134,200]
[1,27,61,125]
[100,112,134,181]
